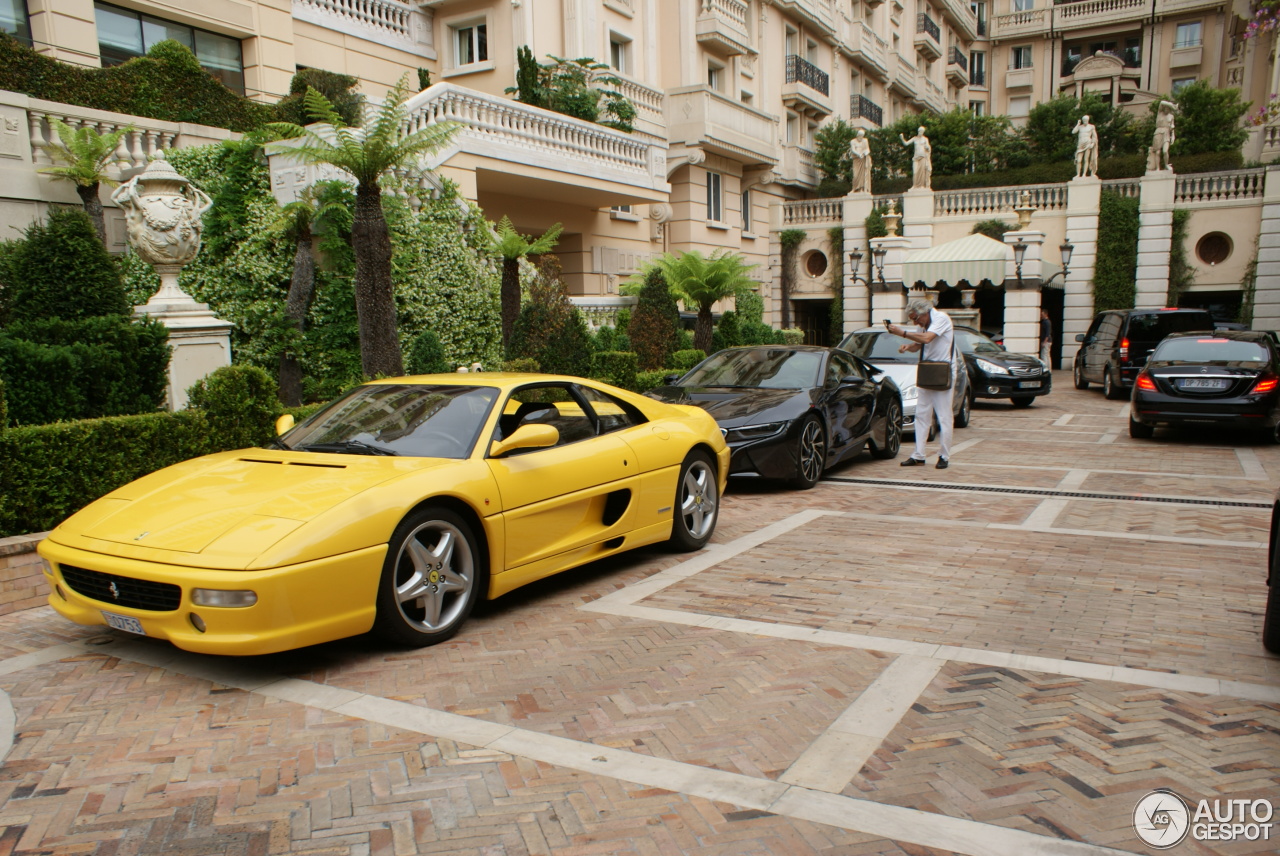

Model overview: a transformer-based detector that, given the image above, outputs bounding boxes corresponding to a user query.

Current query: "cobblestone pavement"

[1,376,1277,855]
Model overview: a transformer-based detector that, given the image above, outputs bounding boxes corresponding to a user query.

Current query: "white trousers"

[912,385,954,461]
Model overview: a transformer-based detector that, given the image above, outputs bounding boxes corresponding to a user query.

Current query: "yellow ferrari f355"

[38,374,729,655]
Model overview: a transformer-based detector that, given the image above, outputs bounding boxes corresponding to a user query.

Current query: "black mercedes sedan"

[955,326,1052,407]
[645,346,903,489]
[1129,330,1280,442]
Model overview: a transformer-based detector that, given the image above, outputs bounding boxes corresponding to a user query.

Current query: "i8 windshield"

[680,349,823,389]
[278,384,498,458]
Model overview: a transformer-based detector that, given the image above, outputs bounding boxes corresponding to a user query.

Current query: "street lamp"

[1044,241,1074,286]
[849,247,890,327]
[1012,238,1028,284]
[849,249,868,327]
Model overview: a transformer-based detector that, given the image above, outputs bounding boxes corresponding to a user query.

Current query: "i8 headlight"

[975,358,1010,375]
[724,421,788,443]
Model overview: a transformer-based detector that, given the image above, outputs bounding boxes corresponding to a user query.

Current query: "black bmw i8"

[645,345,903,489]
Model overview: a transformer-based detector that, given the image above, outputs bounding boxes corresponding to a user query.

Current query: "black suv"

[1073,308,1214,399]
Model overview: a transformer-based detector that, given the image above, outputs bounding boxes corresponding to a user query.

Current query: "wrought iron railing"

[948,46,968,71]
[785,54,830,96]
[851,94,884,126]
[917,12,940,42]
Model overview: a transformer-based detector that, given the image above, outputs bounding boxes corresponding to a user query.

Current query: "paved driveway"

[1,376,1277,855]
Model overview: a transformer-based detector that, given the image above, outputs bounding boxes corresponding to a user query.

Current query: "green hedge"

[671,349,706,371]
[592,351,638,391]
[0,36,272,132]
[0,317,170,425]
[1094,191,1140,312]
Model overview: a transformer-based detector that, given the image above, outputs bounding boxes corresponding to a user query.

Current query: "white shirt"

[918,309,954,363]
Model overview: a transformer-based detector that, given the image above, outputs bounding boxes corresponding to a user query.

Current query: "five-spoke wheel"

[670,451,719,551]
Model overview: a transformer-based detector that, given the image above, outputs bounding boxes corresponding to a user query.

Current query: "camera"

[882,319,892,326]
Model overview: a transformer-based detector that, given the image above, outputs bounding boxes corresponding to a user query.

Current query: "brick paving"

[0,374,1276,854]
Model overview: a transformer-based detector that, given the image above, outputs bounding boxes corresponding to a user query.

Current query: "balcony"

[696,0,752,56]
[778,143,819,187]
[783,54,833,116]
[851,94,884,127]
[989,7,1048,40]
[847,21,891,81]
[665,85,780,165]
[915,13,942,62]
[292,0,434,58]
[1052,0,1146,33]
[889,53,918,100]
[921,76,946,113]
[401,83,670,207]
[939,0,980,41]
[946,46,969,86]
[1006,67,1034,89]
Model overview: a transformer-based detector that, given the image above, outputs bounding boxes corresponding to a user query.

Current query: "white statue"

[849,129,872,194]
[1148,101,1176,172]
[1072,114,1099,178]
[899,126,932,190]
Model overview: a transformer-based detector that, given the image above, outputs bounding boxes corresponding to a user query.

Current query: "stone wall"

[0,533,49,616]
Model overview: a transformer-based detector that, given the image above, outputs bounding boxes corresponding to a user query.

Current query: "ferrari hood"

[61,450,439,555]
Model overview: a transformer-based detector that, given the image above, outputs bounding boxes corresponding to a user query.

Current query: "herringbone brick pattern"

[641,514,1280,684]
[845,663,1280,855]
[1055,501,1271,543]
[959,440,1242,476]
[0,654,949,856]
[1077,473,1278,502]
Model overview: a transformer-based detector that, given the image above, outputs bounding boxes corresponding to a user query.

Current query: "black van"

[1073,308,1214,399]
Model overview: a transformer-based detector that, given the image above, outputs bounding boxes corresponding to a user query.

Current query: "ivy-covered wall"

[1093,191,1140,312]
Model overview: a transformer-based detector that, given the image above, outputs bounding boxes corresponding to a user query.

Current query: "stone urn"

[111,150,213,309]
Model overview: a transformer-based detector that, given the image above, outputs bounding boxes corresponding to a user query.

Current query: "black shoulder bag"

[916,337,954,391]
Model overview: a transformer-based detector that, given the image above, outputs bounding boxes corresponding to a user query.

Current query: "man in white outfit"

[885,298,955,469]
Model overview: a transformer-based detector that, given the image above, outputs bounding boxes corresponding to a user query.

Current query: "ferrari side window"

[504,385,595,447]
[576,386,645,435]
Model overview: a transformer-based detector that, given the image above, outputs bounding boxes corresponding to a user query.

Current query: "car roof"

[1104,308,1212,317]
[1161,330,1273,343]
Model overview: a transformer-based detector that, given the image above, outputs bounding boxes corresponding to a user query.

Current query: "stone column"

[1064,175,1101,348]
[1254,165,1280,332]
[1135,170,1176,309]
[901,187,935,250]
[842,193,875,335]
[870,235,913,322]
[1002,230,1045,356]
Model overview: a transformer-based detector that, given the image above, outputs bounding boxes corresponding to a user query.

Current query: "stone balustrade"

[402,83,666,191]
[1174,168,1266,205]
[701,0,748,29]
[615,75,665,127]
[782,198,843,225]
[292,0,433,57]
[933,183,1067,217]
[990,7,1048,39]
[1101,178,1140,199]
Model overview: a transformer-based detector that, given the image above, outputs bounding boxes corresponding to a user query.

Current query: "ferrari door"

[486,383,638,569]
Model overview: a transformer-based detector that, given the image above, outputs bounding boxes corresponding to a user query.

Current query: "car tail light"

[1251,374,1279,394]
[1119,338,1129,360]
[1136,372,1156,391]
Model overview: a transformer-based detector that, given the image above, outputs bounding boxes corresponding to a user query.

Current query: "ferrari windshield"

[840,331,907,361]
[679,348,823,389]
[279,384,498,458]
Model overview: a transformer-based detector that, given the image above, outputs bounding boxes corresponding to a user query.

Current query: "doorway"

[792,299,832,345]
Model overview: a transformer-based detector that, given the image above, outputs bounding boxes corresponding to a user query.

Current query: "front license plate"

[102,611,145,635]
[1017,381,1042,389]
[1178,378,1229,390]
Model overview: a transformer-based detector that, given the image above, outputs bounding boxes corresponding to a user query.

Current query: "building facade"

[1,0,1278,352]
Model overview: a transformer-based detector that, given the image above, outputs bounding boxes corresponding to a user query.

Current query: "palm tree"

[650,250,757,353]
[37,119,133,245]
[488,215,562,351]
[267,181,353,406]
[269,74,459,378]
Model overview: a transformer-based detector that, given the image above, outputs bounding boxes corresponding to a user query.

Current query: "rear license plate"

[102,611,145,635]
[1177,378,1229,390]
[1017,381,1042,389]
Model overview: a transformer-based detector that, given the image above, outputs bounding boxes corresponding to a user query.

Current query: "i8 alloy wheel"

[791,415,826,490]
[670,451,719,551]
[374,507,481,647]
[872,400,902,459]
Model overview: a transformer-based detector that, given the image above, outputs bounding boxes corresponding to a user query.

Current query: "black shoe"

[936,458,949,470]
[900,458,925,467]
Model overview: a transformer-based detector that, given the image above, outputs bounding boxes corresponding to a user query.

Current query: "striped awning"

[901,233,1011,288]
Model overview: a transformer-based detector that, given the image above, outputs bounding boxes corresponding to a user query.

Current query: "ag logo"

[1134,789,1191,848]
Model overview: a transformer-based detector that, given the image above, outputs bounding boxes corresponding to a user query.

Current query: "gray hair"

[905,298,933,317]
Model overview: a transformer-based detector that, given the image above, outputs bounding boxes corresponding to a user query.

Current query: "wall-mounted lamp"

[1012,239,1028,284]
[1044,241,1074,287]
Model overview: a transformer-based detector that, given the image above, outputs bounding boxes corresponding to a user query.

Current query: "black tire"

[955,390,972,428]
[1265,507,1280,654]
[1011,396,1035,408]
[790,415,827,490]
[373,506,483,648]
[1073,358,1089,390]
[1129,415,1154,439]
[669,450,719,551]
[1103,367,1124,400]
[872,398,903,459]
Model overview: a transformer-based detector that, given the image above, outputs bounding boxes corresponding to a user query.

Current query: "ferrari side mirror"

[490,423,560,458]
[275,414,295,435]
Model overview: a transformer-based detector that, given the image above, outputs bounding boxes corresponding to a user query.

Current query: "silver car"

[839,327,971,435]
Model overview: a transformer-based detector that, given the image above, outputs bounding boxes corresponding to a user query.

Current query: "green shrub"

[592,351,638,390]
[972,220,1015,240]
[275,68,363,127]
[0,36,272,132]
[0,317,170,425]
[509,259,593,377]
[502,357,540,373]
[781,328,805,345]
[735,287,765,325]
[628,268,681,370]
[0,209,129,323]
[671,349,706,371]
[406,328,450,374]
[0,377,6,431]
[1094,191,1140,312]
[185,365,281,450]
[740,321,783,345]
[711,310,741,353]
[635,369,673,392]
[592,325,631,354]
